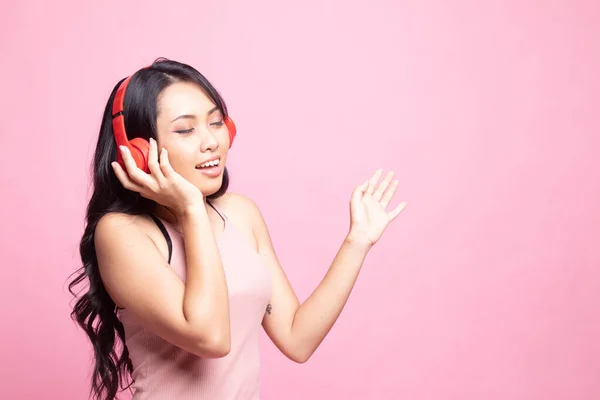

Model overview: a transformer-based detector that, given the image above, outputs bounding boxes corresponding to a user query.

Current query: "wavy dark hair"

[67,58,231,400]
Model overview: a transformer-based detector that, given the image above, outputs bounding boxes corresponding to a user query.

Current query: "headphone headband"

[111,74,135,151]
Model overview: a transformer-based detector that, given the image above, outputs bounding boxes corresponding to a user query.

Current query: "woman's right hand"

[111,138,205,217]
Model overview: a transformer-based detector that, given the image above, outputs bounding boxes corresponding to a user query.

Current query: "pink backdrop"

[1,0,599,399]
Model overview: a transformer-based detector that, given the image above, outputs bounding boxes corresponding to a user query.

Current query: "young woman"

[68,58,406,400]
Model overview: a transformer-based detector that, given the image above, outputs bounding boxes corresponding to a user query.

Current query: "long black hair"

[67,58,231,400]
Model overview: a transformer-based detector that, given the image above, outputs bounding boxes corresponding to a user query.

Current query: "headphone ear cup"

[129,138,151,173]
[225,116,236,148]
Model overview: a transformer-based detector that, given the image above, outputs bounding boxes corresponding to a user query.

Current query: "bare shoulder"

[96,212,159,241]
[95,212,171,267]
[212,192,263,220]
[95,212,141,242]
[217,192,259,208]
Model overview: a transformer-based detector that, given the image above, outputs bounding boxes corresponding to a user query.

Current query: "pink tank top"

[118,202,272,399]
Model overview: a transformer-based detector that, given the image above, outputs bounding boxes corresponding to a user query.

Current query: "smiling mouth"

[196,158,220,169]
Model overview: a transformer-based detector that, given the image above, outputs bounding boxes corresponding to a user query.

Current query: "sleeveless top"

[118,201,272,399]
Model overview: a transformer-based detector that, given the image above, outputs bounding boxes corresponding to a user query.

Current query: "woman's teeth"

[197,159,219,168]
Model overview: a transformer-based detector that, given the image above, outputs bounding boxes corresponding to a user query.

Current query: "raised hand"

[111,138,205,217]
[348,169,407,249]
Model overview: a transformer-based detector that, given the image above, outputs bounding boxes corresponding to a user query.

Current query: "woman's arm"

[96,205,231,358]
[256,213,371,363]
[243,169,406,363]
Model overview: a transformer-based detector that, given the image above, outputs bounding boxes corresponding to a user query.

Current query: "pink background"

[1,0,599,399]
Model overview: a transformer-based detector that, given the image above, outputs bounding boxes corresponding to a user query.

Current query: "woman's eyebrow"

[170,114,196,123]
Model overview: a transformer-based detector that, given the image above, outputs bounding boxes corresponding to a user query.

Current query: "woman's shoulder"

[95,212,163,249]
[212,192,262,218]
[95,212,171,264]
[96,212,154,234]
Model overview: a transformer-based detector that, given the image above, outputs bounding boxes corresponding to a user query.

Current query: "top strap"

[149,214,172,264]
[206,199,228,225]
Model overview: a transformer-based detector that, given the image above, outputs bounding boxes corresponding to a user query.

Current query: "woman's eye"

[175,128,194,134]
[210,120,224,127]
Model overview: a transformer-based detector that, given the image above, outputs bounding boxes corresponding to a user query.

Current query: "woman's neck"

[152,204,182,232]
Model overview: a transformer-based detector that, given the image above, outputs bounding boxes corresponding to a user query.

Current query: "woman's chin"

[198,178,224,197]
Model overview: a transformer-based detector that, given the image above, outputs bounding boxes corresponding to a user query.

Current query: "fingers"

[119,146,157,190]
[388,201,407,221]
[366,169,383,195]
[159,148,176,179]
[380,179,399,208]
[111,161,144,193]
[358,169,406,216]
[352,180,369,203]
[359,179,369,194]
[147,138,166,184]
[373,171,394,201]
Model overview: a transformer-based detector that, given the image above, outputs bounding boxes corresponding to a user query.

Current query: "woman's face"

[155,81,230,197]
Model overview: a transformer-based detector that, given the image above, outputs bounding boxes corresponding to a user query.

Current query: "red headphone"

[111,70,237,173]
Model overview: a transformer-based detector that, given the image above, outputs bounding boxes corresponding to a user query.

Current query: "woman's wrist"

[178,201,208,222]
[344,230,373,253]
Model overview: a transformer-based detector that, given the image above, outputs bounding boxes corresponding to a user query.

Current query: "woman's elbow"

[209,335,231,358]
[190,329,231,358]
[287,347,313,364]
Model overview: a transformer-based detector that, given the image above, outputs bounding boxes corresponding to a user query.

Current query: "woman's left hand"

[347,169,407,250]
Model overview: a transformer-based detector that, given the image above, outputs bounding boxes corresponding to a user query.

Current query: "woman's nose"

[199,126,219,152]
